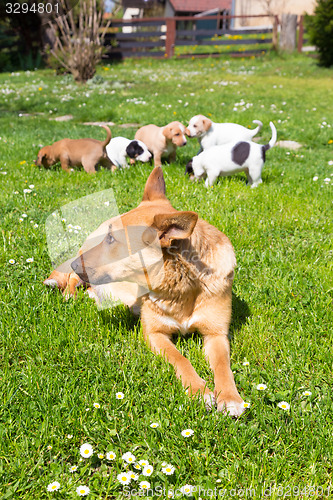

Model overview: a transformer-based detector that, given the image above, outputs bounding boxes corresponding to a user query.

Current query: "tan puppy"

[135,121,187,168]
[44,167,245,417]
[36,125,112,173]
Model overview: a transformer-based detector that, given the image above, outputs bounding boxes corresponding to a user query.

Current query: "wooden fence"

[102,14,279,60]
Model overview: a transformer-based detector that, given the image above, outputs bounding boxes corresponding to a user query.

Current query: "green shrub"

[306,0,333,67]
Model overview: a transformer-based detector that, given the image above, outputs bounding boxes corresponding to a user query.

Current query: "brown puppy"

[36,125,112,173]
[134,121,187,168]
[44,167,245,416]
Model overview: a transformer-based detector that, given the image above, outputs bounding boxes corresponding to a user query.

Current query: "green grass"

[0,53,332,499]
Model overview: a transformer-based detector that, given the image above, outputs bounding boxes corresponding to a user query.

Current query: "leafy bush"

[306,0,333,67]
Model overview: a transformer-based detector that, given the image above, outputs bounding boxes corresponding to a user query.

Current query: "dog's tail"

[101,125,112,147]
[251,119,263,137]
[263,121,277,153]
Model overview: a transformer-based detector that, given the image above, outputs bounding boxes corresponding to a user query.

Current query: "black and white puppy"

[106,137,151,169]
[185,122,277,188]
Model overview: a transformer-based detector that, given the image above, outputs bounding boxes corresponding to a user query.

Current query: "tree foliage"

[306,0,333,67]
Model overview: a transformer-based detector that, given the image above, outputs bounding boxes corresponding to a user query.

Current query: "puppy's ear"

[203,117,212,131]
[142,167,167,201]
[153,211,198,247]
[185,128,191,136]
[162,125,173,140]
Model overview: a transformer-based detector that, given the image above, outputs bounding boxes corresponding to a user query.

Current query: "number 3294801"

[6,3,59,14]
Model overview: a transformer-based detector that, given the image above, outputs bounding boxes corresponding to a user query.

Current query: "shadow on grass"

[230,292,251,340]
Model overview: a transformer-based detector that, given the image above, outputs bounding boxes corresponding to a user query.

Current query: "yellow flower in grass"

[19,160,26,165]
[47,481,60,492]
[69,465,78,473]
[150,422,159,428]
[242,402,251,409]
[98,453,104,459]
[9,259,15,265]
[328,139,333,144]
[93,402,100,409]
[116,392,124,400]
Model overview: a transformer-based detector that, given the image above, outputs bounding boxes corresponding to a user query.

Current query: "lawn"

[0,53,332,499]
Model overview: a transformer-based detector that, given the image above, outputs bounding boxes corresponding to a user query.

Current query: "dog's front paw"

[203,392,216,411]
[217,399,246,417]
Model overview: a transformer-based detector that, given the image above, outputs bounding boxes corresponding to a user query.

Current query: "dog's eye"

[193,124,197,128]
[175,133,180,136]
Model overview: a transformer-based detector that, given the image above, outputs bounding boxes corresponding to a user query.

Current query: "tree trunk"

[279,13,297,52]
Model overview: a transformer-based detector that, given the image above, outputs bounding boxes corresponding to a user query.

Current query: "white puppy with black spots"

[185,122,277,188]
[186,114,263,152]
[106,137,151,170]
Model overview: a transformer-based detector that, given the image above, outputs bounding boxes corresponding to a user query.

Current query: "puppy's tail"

[101,125,112,147]
[263,121,277,152]
[251,119,263,137]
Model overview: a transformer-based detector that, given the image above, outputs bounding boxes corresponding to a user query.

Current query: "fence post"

[297,15,304,53]
[272,15,279,50]
[165,18,176,58]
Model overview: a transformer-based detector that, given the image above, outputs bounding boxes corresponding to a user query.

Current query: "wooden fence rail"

[102,14,279,61]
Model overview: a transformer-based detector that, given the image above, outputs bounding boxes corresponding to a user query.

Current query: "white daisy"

[278,401,290,410]
[142,464,154,476]
[150,422,159,428]
[116,392,124,400]
[139,481,150,490]
[67,434,73,439]
[79,443,93,458]
[19,218,23,222]
[23,189,32,194]
[122,451,136,464]
[256,384,267,391]
[138,459,149,467]
[29,184,34,189]
[117,472,131,485]
[47,481,60,492]
[22,214,27,218]
[76,485,90,496]
[106,451,116,461]
[97,453,104,459]
[93,403,100,409]
[133,462,141,470]
[302,391,312,397]
[162,464,175,475]
[47,445,52,450]
[181,429,194,438]
[242,402,251,409]
[34,224,38,228]
[180,484,195,496]
[328,160,333,165]
[26,257,34,263]
[129,472,139,481]
[69,465,78,473]
[9,259,15,264]
[242,361,250,366]
[167,491,174,498]
[313,176,318,181]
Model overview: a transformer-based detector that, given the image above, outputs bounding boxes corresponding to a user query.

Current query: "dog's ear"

[162,124,173,140]
[153,211,198,247]
[185,128,191,136]
[142,167,167,201]
[202,117,212,131]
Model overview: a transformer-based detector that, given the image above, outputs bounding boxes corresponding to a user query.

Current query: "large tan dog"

[44,167,245,416]
[36,125,112,173]
[135,121,187,168]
